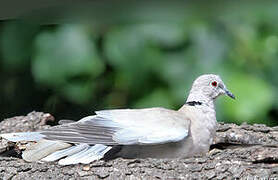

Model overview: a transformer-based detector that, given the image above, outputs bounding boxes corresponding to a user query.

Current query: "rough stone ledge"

[1,112,278,179]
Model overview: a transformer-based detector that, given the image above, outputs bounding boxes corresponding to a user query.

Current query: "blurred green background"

[0,1,277,126]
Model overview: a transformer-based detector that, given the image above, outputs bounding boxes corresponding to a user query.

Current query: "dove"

[0,74,235,165]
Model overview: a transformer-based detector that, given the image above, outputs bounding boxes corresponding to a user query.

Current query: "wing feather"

[42,108,190,145]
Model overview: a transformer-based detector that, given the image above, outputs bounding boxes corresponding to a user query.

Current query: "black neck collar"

[186,101,203,106]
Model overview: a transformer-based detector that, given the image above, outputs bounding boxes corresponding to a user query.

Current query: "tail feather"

[78,144,112,164]
[41,144,89,162]
[58,144,111,165]
[22,139,71,162]
[58,146,90,165]
[1,132,113,165]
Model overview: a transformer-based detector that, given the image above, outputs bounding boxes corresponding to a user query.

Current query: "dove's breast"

[185,105,217,154]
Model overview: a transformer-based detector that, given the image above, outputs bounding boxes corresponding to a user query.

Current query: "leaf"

[133,89,174,109]
[218,73,274,124]
[31,24,104,104]
[1,21,39,70]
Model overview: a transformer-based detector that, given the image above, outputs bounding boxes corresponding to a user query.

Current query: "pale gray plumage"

[0,132,45,142]
[22,139,71,162]
[57,144,111,165]
[0,74,235,165]
[43,109,190,145]
[41,143,90,162]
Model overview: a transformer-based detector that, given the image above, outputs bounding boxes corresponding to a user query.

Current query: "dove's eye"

[211,81,218,87]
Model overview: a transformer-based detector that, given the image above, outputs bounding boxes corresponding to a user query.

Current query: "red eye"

[211,81,217,87]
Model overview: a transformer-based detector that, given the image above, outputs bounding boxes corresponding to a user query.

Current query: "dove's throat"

[185,92,215,109]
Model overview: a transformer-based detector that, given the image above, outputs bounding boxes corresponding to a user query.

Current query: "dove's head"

[188,74,235,102]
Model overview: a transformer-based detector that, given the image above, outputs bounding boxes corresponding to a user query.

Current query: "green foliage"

[0,3,278,125]
[32,24,104,104]
[218,73,274,125]
[1,22,39,70]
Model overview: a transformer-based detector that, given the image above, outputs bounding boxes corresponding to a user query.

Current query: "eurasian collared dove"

[0,74,235,165]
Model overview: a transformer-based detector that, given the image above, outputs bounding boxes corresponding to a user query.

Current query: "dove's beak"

[224,88,235,99]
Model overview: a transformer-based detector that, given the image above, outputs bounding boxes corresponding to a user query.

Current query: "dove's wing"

[42,107,190,145]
